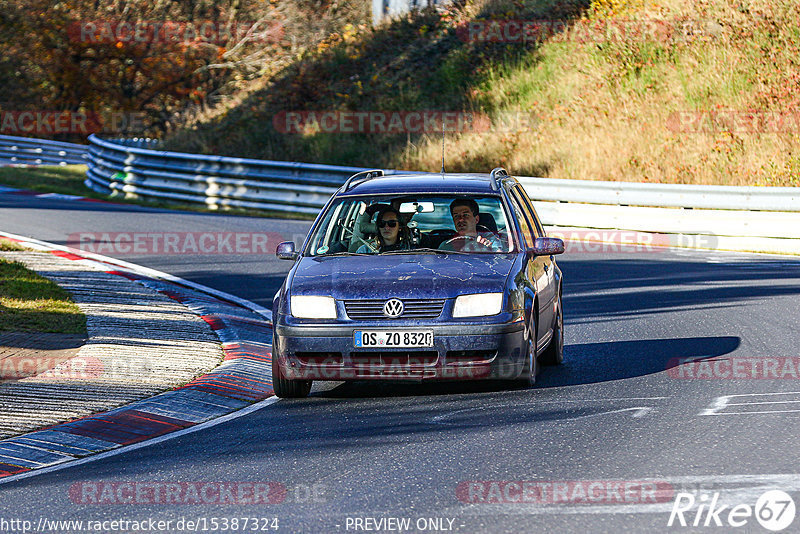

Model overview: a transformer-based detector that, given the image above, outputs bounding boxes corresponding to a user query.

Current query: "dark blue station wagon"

[272,168,565,397]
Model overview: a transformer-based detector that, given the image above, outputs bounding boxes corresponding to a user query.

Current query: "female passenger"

[357,207,408,253]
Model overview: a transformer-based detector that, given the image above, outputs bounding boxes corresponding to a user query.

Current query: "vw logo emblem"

[383,298,404,318]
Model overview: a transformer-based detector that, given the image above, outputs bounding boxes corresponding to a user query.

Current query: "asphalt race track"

[2,193,800,533]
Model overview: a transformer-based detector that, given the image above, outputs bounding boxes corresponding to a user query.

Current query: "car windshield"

[305,195,515,256]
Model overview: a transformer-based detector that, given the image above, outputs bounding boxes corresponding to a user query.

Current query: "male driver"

[440,199,502,252]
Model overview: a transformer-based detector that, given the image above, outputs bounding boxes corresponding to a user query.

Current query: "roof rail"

[343,169,384,192]
[489,167,508,191]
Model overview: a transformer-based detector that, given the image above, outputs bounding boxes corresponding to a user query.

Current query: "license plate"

[353,330,433,348]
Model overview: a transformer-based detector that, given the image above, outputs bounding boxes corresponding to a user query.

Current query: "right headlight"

[453,293,503,318]
[290,295,337,319]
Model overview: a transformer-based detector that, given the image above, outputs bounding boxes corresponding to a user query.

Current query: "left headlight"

[453,293,503,318]
[290,295,337,319]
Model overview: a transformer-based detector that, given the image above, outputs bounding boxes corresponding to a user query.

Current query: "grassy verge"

[0,251,86,334]
[0,166,315,220]
[0,165,93,196]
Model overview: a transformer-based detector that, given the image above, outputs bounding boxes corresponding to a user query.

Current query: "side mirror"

[529,237,565,256]
[276,241,298,260]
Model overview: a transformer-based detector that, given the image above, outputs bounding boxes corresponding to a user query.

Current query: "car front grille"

[351,351,439,366]
[344,298,446,319]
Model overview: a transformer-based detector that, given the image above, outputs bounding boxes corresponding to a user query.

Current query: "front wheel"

[514,318,537,387]
[539,298,563,366]
[271,356,312,398]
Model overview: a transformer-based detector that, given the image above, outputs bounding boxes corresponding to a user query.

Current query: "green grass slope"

[164,0,800,186]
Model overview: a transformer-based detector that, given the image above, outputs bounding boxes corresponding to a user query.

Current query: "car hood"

[290,253,515,300]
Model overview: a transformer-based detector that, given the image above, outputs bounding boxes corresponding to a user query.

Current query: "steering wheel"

[441,234,477,251]
[476,224,500,239]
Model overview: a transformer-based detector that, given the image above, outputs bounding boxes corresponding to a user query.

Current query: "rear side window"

[509,187,539,239]
[512,185,545,237]
[508,193,535,248]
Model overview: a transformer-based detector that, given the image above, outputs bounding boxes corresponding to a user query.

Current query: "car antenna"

[440,119,445,174]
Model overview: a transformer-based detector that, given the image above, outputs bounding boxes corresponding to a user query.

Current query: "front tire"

[271,356,312,398]
[539,297,563,366]
[515,318,537,387]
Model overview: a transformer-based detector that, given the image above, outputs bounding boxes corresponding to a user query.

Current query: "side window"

[513,186,545,237]
[342,201,362,238]
[509,194,535,248]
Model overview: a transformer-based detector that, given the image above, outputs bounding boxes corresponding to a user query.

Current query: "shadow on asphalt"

[311,335,740,398]
[537,335,741,388]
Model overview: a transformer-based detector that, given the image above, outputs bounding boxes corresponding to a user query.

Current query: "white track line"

[0,229,281,485]
[0,229,272,322]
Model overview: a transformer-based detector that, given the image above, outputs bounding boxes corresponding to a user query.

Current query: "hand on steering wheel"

[442,234,474,251]
[442,234,493,251]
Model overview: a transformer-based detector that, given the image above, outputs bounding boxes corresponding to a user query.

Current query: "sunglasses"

[377,220,398,228]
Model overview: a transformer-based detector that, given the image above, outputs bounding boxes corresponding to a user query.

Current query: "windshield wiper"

[382,247,467,255]
[319,251,371,257]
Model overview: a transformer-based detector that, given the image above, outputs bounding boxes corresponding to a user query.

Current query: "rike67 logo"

[668,490,796,531]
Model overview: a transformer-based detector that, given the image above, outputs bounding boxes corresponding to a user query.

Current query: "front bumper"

[273,322,526,381]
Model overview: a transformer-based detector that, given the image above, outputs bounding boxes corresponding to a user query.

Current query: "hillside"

[163,0,800,186]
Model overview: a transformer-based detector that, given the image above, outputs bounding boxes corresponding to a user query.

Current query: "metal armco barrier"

[0,134,87,166]
[516,177,800,212]
[85,135,413,214]
[4,134,796,241]
[84,135,800,218]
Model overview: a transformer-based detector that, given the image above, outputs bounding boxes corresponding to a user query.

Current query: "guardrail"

[4,134,797,244]
[85,134,415,214]
[0,134,87,166]
[84,135,800,217]
[516,177,800,212]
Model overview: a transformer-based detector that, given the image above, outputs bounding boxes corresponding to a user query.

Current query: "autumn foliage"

[0,0,367,139]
